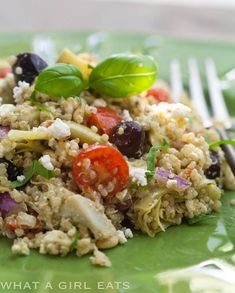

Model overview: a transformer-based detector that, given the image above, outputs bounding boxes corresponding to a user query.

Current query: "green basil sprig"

[10,160,58,189]
[89,54,158,98]
[35,64,85,98]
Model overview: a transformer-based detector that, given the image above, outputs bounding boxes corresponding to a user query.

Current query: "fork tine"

[205,58,232,129]
[188,58,212,128]
[170,59,183,102]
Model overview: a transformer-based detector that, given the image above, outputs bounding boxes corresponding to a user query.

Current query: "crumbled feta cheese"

[39,155,54,171]
[13,81,30,103]
[130,167,147,186]
[16,175,25,182]
[124,228,133,239]
[32,118,71,140]
[122,109,133,121]
[117,230,127,244]
[32,125,49,134]
[0,104,15,116]
[146,103,191,120]
[47,118,71,139]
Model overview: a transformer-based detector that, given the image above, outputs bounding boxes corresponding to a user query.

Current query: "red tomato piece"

[147,87,172,103]
[86,106,121,137]
[0,67,11,79]
[72,144,129,196]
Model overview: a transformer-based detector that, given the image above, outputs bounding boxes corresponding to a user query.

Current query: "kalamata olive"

[111,121,146,158]
[0,158,22,181]
[205,151,221,179]
[12,53,48,84]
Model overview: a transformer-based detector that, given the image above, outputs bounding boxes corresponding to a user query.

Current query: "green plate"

[1,32,235,293]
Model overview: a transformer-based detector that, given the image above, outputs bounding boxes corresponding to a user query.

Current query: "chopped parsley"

[10,160,58,189]
[70,230,80,251]
[145,139,170,181]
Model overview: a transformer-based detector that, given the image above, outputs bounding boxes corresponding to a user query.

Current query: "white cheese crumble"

[124,228,133,239]
[117,230,127,244]
[0,104,15,116]
[16,175,25,182]
[47,118,71,139]
[39,155,54,171]
[13,81,30,103]
[33,118,71,140]
[130,167,147,186]
[146,103,191,120]
[122,109,133,121]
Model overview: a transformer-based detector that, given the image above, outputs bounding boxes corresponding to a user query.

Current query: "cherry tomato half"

[86,106,121,137]
[72,144,129,196]
[147,87,172,103]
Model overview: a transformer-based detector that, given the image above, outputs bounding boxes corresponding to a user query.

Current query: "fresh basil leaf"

[209,139,235,149]
[187,214,216,225]
[10,160,58,189]
[145,139,170,180]
[70,230,80,251]
[30,91,53,113]
[35,64,84,98]
[89,54,158,98]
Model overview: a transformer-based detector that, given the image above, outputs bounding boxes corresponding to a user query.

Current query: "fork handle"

[216,127,235,176]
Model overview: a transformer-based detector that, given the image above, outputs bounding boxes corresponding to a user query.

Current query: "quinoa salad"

[0,49,234,267]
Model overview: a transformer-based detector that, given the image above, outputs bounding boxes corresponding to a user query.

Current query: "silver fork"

[170,58,235,176]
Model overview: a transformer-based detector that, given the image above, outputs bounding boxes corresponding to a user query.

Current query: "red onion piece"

[0,126,10,139]
[0,192,22,218]
[155,168,192,191]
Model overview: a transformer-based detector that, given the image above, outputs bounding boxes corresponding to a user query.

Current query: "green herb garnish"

[70,230,80,251]
[89,54,157,98]
[209,139,235,149]
[35,64,85,98]
[161,138,170,152]
[186,214,216,225]
[145,139,170,180]
[10,160,58,189]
